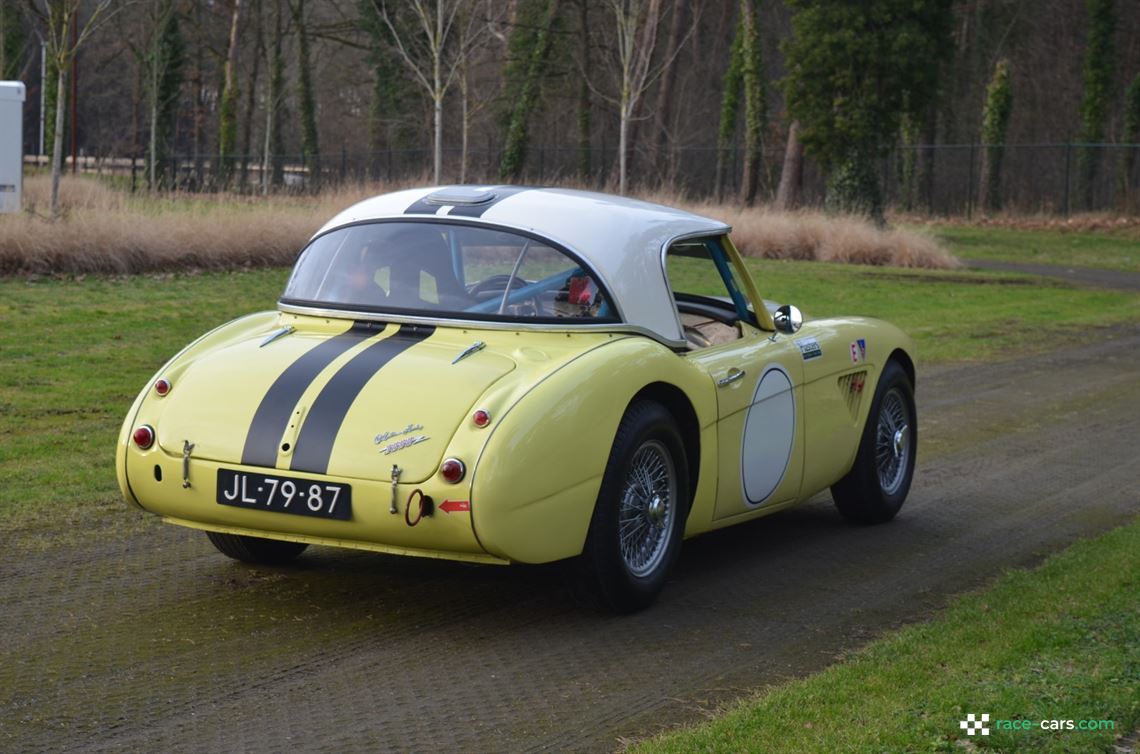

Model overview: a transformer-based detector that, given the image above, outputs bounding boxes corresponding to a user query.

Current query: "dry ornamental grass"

[0,176,959,276]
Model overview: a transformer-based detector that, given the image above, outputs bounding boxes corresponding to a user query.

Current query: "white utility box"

[0,81,26,214]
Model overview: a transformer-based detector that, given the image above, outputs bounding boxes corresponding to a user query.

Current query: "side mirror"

[773,304,803,334]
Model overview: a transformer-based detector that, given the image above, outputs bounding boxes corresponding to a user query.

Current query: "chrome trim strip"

[277,302,689,350]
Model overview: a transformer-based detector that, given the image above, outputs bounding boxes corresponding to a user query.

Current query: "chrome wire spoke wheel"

[617,439,677,578]
[874,387,911,496]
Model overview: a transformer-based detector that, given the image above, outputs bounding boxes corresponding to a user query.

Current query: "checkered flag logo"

[960,713,990,736]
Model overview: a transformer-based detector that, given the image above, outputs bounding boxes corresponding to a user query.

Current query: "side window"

[666,238,752,348]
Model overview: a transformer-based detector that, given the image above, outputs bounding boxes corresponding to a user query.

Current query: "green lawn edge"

[635,518,1140,753]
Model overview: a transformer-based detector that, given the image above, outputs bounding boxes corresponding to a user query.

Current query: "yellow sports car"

[118,186,916,612]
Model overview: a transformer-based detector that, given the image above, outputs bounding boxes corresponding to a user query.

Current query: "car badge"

[374,423,425,445]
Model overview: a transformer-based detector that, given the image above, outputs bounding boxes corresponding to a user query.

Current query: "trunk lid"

[157,323,516,483]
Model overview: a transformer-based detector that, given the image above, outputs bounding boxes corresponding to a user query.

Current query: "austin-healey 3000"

[118,186,917,612]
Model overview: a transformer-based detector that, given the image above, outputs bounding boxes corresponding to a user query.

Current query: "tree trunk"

[239,0,263,189]
[50,61,69,220]
[774,120,803,211]
[498,0,562,182]
[651,0,687,184]
[714,28,744,201]
[618,97,629,195]
[293,0,320,189]
[459,59,469,184]
[217,0,243,188]
[576,0,591,181]
[433,94,443,184]
[738,0,764,205]
[265,0,285,190]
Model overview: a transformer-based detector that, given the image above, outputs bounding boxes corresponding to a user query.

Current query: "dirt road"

[2,327,1138,753]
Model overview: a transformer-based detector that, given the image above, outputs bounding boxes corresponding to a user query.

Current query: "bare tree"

[587,0,693,195]
[24,0,125,218]
[373,0,491,184]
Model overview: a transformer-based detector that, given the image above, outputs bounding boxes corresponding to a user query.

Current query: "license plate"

[216,469,352,521]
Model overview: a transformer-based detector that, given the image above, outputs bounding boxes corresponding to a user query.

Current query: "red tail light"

[154,378,171,396]
[472,409,491,427]
[133,425,155,449]
[440,458,466,484]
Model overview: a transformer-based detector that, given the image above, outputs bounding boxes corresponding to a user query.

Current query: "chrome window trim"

[276,302,689,350]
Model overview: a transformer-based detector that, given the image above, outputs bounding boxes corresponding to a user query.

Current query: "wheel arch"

[889,348,916,389]
[630,381,700,513]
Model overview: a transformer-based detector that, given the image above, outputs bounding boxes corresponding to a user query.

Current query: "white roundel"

[741,366,795,505]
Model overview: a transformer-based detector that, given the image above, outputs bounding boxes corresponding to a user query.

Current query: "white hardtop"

[0,81,26,101]
[315,186,732,345]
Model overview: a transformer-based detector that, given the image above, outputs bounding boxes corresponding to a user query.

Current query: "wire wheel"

[875,387,911,496]
[618,439,677,578]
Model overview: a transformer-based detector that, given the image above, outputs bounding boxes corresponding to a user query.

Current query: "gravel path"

[2,326,1138,753]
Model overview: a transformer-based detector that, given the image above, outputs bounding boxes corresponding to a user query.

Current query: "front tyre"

[831,360,917,524]
[205,531,309,565]
[575,401,689,613]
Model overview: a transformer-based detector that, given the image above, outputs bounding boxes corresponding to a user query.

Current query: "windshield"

[282,221,616,324]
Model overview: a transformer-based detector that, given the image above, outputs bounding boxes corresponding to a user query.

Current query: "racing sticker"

[741,365,796,506]
[850,338,866,363]
[795,336,822,361]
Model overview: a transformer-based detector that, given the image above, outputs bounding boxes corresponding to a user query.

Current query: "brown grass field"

[0,175,959,275]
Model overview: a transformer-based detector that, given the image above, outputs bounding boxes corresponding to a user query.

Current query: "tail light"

[133,425,155,449]
[154,378,172,396]
[440,458,466,484]
[472,409,491,428]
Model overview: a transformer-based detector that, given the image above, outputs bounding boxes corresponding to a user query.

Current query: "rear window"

[282,221,615,323]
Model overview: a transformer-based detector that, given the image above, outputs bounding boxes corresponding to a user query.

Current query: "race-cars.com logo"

[960,713,990,736]
[958,713,1115,736]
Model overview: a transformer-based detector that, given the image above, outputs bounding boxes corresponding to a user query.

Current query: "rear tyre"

[205,531,309,565]
[573,401,689,613]
[831,360,916,524]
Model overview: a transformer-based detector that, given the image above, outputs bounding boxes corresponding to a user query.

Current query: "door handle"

[717,368,746,387]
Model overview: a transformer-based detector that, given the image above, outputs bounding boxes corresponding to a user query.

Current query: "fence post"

[131,156,137,193]
[340,144,347,185]
[966,143,975,219]
[1062,141,1072,218]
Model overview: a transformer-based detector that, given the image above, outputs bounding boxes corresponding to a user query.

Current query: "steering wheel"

[467,274,541,314]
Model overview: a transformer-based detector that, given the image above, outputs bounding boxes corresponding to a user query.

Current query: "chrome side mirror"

[773,304,803,334]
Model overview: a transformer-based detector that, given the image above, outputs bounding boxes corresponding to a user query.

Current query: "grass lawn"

[930,224,1140,273]
[1,257,1137,539]
[635,517,1140,754]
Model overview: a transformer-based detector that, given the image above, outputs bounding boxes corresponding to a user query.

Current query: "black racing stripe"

[403,195,439,215]
[240,321,385,468]
[446,186,531,217]
[289,324,435,475]
[403,186,533,217]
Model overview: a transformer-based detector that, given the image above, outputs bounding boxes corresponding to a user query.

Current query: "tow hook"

[405,489,434,527]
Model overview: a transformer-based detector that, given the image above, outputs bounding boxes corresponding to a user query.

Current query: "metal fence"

[23,142,1140,215]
